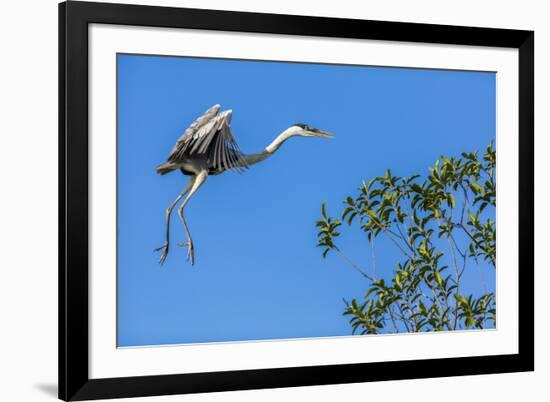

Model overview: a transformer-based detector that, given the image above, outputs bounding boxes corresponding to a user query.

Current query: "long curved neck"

[242,128,298,166]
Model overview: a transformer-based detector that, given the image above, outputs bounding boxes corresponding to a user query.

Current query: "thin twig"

[370,237,377,280]
[334,247,374,281]
[387,305,401,333]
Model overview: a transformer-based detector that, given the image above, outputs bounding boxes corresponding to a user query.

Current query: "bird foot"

[154,242,169,265]
[177,240,195,265]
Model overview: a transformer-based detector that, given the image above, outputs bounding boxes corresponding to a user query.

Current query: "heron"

[155,104,332,265]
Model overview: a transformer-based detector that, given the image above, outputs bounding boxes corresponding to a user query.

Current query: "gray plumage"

[157,104,247,175]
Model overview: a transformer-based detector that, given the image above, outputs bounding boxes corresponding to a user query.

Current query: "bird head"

[291,123,333,139]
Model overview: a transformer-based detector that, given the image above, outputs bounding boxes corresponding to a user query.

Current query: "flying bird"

[155,104,332,265]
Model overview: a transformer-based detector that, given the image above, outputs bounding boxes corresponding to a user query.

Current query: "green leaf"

[469,182,482,194]
[434,271,443,287]
[447,194,455,209]
[395,274,401,289]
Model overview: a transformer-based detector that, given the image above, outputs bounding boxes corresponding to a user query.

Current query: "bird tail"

[156,162,176,175]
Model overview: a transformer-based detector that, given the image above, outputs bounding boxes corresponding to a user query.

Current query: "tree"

[316,143,496,334]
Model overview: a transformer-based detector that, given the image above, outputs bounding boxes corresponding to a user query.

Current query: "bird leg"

[176,170,208,265]
[155,175,197,264]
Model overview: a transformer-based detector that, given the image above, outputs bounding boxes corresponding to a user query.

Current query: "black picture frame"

[59,1,534,400]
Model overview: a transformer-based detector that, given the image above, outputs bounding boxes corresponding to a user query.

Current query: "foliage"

[316,143,496,334]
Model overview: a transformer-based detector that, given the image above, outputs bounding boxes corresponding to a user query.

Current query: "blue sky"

[117,54,496,347]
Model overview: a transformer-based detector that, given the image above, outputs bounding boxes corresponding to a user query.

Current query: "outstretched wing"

[167,104,221,162]
[206,112,248,173]
[167,105,248,172]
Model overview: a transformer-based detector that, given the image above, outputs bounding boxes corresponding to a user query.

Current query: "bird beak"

[308,128,333,138]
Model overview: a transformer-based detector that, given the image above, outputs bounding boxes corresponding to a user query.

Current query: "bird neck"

[242,128,298,166]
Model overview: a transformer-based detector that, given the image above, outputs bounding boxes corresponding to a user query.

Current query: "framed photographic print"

[59,1,534,400]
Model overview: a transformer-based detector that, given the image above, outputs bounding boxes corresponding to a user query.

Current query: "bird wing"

[206,110,248,173]
[167,105,248,173]
[167,104,221,162]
